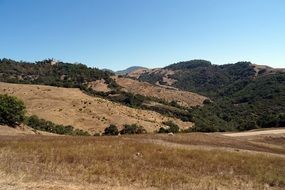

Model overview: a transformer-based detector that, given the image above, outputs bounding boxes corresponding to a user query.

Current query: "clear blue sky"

[0,0,284,70]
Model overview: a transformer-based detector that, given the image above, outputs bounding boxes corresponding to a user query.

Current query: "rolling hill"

[128,60,285,132]
[0,82,193,133]
[0,58,198,123]
[115,66,147,75]
[1,58,284,133]
[113,76,206,107]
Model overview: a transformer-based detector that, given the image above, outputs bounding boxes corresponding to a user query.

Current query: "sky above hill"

[0,0,284,70]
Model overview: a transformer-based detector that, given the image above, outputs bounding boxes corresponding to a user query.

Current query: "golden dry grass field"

[0,82,193,134]
[0,132,285,190]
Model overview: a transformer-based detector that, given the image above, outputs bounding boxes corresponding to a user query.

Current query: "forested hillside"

[0,58,116,88]
[191,73,285,131]
[137,60,285,131]
[139,60,257,97]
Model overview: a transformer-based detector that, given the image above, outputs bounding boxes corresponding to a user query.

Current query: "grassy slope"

[114,76,206,107]
[0,82,193,133]
[0,59,195,123]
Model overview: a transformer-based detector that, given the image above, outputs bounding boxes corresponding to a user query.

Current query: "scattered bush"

[159,121,180,133]
[158,127,167,133]
[120,124,146,135]
[72,129,91,136]
[203,99,211,105]
[25,115,90,136]
[104,124,119,136]
[170,100,179,107]
[0,94,26,127]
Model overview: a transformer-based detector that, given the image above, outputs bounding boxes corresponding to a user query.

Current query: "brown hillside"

[0,125,34,136]
[0,124,57,136]
[126,68,150,78]
[252,64,285,77]
[113,76,207,107]
[0,82,193,133]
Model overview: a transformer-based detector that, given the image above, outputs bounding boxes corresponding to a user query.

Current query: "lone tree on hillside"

[158,121,180,133]
[103,124,119,136]
[0,94,26,127]
[120,124,147,134]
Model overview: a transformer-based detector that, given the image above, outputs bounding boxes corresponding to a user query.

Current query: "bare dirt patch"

[87,79,111,92]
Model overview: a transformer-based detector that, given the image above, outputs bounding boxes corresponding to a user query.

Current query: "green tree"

[162,121,180,133]
[120,124,146,135]
[0,94,26,127]
[104,124,119,136]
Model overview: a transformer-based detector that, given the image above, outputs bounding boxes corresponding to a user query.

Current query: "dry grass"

[0,125,34,136]
[114,77,206,107]
[0,82,192,133]
[252,64,285,77]
[0,134,285,189]
[136,133,285,155]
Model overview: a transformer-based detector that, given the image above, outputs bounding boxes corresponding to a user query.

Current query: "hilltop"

[115,66,147,75]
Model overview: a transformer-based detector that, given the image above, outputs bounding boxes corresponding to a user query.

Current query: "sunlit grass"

[0,135,284,189]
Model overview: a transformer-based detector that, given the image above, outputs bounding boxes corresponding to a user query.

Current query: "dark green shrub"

[257,115,279,128]
[158,127,167,133]
[162,121,180,133]
[72,129,90,136]
[237,121,257,131]
[192,121,218,132]
[278,114,285,127]
[203,99,211,105]
[170,100,179,107]
[25,115,90,136]
[0,94,26,127]
[120,124,146,135]
[104,124,119,136]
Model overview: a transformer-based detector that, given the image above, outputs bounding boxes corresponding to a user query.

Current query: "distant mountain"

[116,66,147,75]
[102,68,115,74]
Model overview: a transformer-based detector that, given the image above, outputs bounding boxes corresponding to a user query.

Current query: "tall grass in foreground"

[0,135,284,189]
